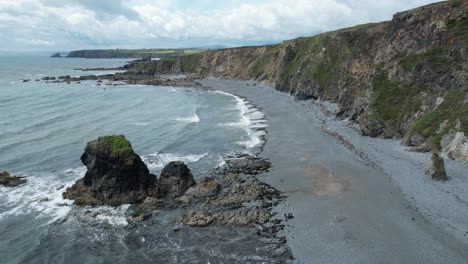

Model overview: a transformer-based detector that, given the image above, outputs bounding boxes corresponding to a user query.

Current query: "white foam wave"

[130,122,149,126]
[0,167,85,223]
[175,113,200,123]
[142,152,207,170]
[213,90,268,149]
[81,204,130,226]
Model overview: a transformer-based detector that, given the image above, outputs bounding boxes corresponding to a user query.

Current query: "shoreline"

[202,78,468,263]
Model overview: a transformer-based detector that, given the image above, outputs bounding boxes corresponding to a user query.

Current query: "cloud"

[0,0,438,51]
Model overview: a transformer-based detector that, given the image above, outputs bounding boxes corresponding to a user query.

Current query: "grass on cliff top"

[411,90,468,147]
[96,135,134,158]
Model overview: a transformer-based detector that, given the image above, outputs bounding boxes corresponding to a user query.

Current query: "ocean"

[0,53,274,263]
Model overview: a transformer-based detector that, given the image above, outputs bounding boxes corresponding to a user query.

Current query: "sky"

[0,0,439,51]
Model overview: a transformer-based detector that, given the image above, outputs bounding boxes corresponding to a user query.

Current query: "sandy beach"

[202,78,468,264]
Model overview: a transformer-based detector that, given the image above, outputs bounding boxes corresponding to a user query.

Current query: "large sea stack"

[63,135,158,206]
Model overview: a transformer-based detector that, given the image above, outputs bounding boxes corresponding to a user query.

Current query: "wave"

[0,167,85,224]
[130,122,149,126]
[175,113,200,123]
[142,152,208,170]
[213,91,268,149]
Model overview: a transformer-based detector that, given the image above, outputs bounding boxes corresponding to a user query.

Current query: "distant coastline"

[65,48,204,59]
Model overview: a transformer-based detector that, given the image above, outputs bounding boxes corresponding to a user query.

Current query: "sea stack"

[63,135,158,206]
[425,153,448,181]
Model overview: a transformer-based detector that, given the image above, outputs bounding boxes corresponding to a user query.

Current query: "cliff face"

[131,1,467,161]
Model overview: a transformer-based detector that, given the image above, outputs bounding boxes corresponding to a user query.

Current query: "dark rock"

[51,52,62,58]
[131,213,151,222]
[425,152,448,181]
[284,213,294,220]
[0,171,26,187]
[63,135,158,206]
[185,177,221,197]
[218,154,271,175]
[39,197,49,202]
[21,79,30,82]
[159,161,195,198]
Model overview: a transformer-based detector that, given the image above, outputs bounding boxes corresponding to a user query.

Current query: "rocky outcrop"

[127,1,467,161]
[185,177,221,197]
[440,130,468,162]
[158,161,196,198]
[0,171,26,187]
[50,53,62,58]
[183,207,270,227]
[63,135,158,206]
[216,154,271,175]
[425,153,448,181]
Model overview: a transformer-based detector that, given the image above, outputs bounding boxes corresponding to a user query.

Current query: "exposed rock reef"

[0,171,26,187]
[63,136,286,230]
[122,1,467,162]
[63,135,158,206]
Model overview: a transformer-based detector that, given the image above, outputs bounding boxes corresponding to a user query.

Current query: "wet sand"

[201,79,468,263]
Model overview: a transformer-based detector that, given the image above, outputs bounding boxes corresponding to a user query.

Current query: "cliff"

[129,0,468,161]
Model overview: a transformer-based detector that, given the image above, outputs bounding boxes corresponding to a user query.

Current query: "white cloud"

[0,0,438,50]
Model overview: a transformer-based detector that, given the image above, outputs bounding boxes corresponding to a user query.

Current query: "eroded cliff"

[129,0,467,161]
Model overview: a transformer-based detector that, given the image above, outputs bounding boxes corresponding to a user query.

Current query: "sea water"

[0,53,273,263]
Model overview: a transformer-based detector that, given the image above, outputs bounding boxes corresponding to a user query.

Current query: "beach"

[202,78,468,263]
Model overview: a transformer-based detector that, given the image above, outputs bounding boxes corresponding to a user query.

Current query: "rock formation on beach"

[0,171,26,187]
[63,135,158,206]
[425,152,448,181]
[158,161,196,198]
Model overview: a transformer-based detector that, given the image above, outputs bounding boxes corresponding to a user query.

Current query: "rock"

[183,211,217,227]
[63,135,158,206]
[56,185,65,190]
[284,213,294,220]
[51,53,62,58]
[158,161,195,198]
[219,207,270,225]
[425,153,448,181]
[218,154,271,175]
[440,130,468,162]
[21,79,31,82]
[142,196,162,208]
[0,171,26,187]
[131,213,150,222]
[403,132,425,146]
[83,210,100,218]
[183,207,271,226]
[177,195,191,206]
[185,177,221,197]
[39,197,49,202]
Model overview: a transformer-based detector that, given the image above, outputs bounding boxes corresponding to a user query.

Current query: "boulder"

[0,171,26,187]
[185,177,221,197]
[158,161,195,197]
[425,153,448,181]
[63,135,158,206]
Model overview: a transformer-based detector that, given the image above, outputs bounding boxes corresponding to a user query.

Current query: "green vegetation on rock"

[411,90,468,147]
[400,47,452,72]
[96,135,134,158]
[447,16,468,43]
[181,53,203,73]
[369,72,422,135]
